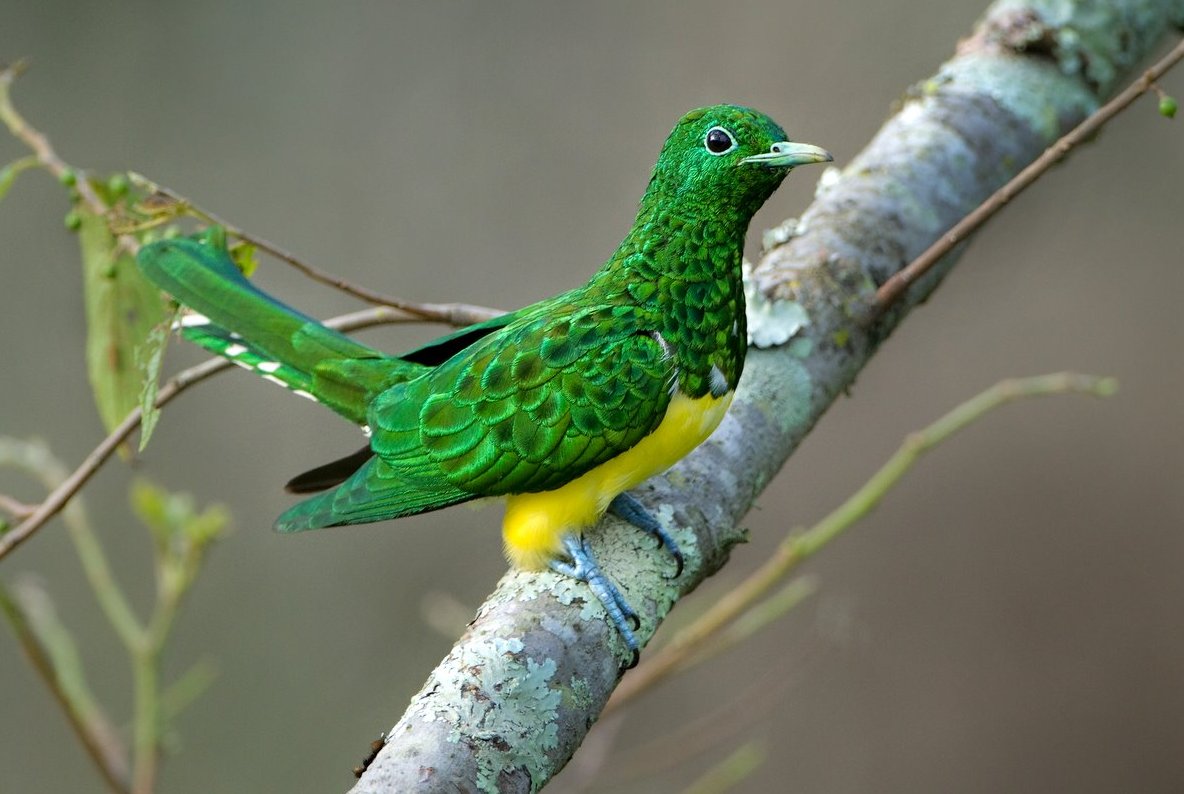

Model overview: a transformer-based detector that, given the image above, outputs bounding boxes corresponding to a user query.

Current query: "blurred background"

[2,2,1182,792]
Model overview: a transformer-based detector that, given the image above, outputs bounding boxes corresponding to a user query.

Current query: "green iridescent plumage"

[137,104,830,658]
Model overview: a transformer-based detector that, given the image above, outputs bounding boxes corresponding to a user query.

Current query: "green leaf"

[136,310,176,452]
[0,164,19,201]
[78,207,167,435]
[160,657,219,723]
[129,478,229,557]
[129,477,174,553]
[0,155,39,203]
[229,240,259,278]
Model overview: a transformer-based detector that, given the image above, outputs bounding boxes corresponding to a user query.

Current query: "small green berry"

[64,210,82,230]
[58,168,76,187]
[1159,95,1178,119]
[107,172,129,197]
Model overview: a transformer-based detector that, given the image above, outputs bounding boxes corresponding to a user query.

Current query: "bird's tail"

[137,232,419,425]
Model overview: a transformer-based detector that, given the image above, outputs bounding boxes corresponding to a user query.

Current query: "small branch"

[0,306,447,562]
[0,439,144,649]
[0,64,504,563]
[608,373,1117,711]
[701,576,817,659]
[0,492,35,519]
[867,37,1184,320]
[682,741,765,794]
[596,668,800,790]
[0,61,111,226]
[3,62,503,326]
[0,580,130,794]
[130,646,158,794]
[1,441,230,792]
[131,176,502,325]
[158,658,218,723]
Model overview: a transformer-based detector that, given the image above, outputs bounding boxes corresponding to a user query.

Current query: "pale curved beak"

[741,141,833,168]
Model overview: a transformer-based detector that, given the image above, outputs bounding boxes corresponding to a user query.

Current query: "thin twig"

[3,61,502,327]
[867,38,1184,320]
[681,741,765,794]
[0,493,35,519]
[0,306,435,561]
[608,373,1117,710]
[1,62,82,188]
[0,439,145,651]
[0,581,130,794]
[596,665,806,791]
[0,62,504,560]
[135,177,502,324]
[1,440,229,792]
[0,60,136,248]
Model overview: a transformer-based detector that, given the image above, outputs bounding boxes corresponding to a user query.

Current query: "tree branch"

[0,307,437,561]
[127,174,504,324]
[869,36,1184,320]
[354,1,1184,790]
[0,579,130,794]
[607,373,1116,712]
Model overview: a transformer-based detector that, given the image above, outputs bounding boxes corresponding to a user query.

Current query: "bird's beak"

[741,141,833,168]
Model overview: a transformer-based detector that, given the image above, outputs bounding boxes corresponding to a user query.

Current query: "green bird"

[137,105,830,663]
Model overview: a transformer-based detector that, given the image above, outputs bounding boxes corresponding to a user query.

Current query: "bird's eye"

[704,127,736,155]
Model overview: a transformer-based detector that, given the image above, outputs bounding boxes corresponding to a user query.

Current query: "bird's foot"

[551,534,641,669]
[608,492,684,578]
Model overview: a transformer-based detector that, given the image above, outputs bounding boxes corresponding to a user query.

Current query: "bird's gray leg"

[550,534,641,668]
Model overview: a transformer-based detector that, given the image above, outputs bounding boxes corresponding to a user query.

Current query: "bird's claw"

[608,492,684,578]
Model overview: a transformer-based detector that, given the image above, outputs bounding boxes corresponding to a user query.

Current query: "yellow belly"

[502,390,734,570]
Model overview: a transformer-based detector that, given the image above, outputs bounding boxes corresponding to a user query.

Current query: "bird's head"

[642,104,831,220]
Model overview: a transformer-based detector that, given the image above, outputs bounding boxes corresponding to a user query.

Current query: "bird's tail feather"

[138,233,419,424]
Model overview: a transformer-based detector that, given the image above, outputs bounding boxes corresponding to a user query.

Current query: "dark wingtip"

[284,445,374,493]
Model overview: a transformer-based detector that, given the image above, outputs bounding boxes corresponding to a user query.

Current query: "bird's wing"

[374,303,676,497]
[274,450,475,531]
[282,308,530,494]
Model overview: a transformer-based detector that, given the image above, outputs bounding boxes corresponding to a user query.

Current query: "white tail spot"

[262,374,288,389]
[256,361,281,374]
[224,343,248,358]
[175,312,212,329]
[292,389,318,403]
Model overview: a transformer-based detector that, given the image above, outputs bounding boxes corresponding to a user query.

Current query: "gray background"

[2,2,1181,792]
